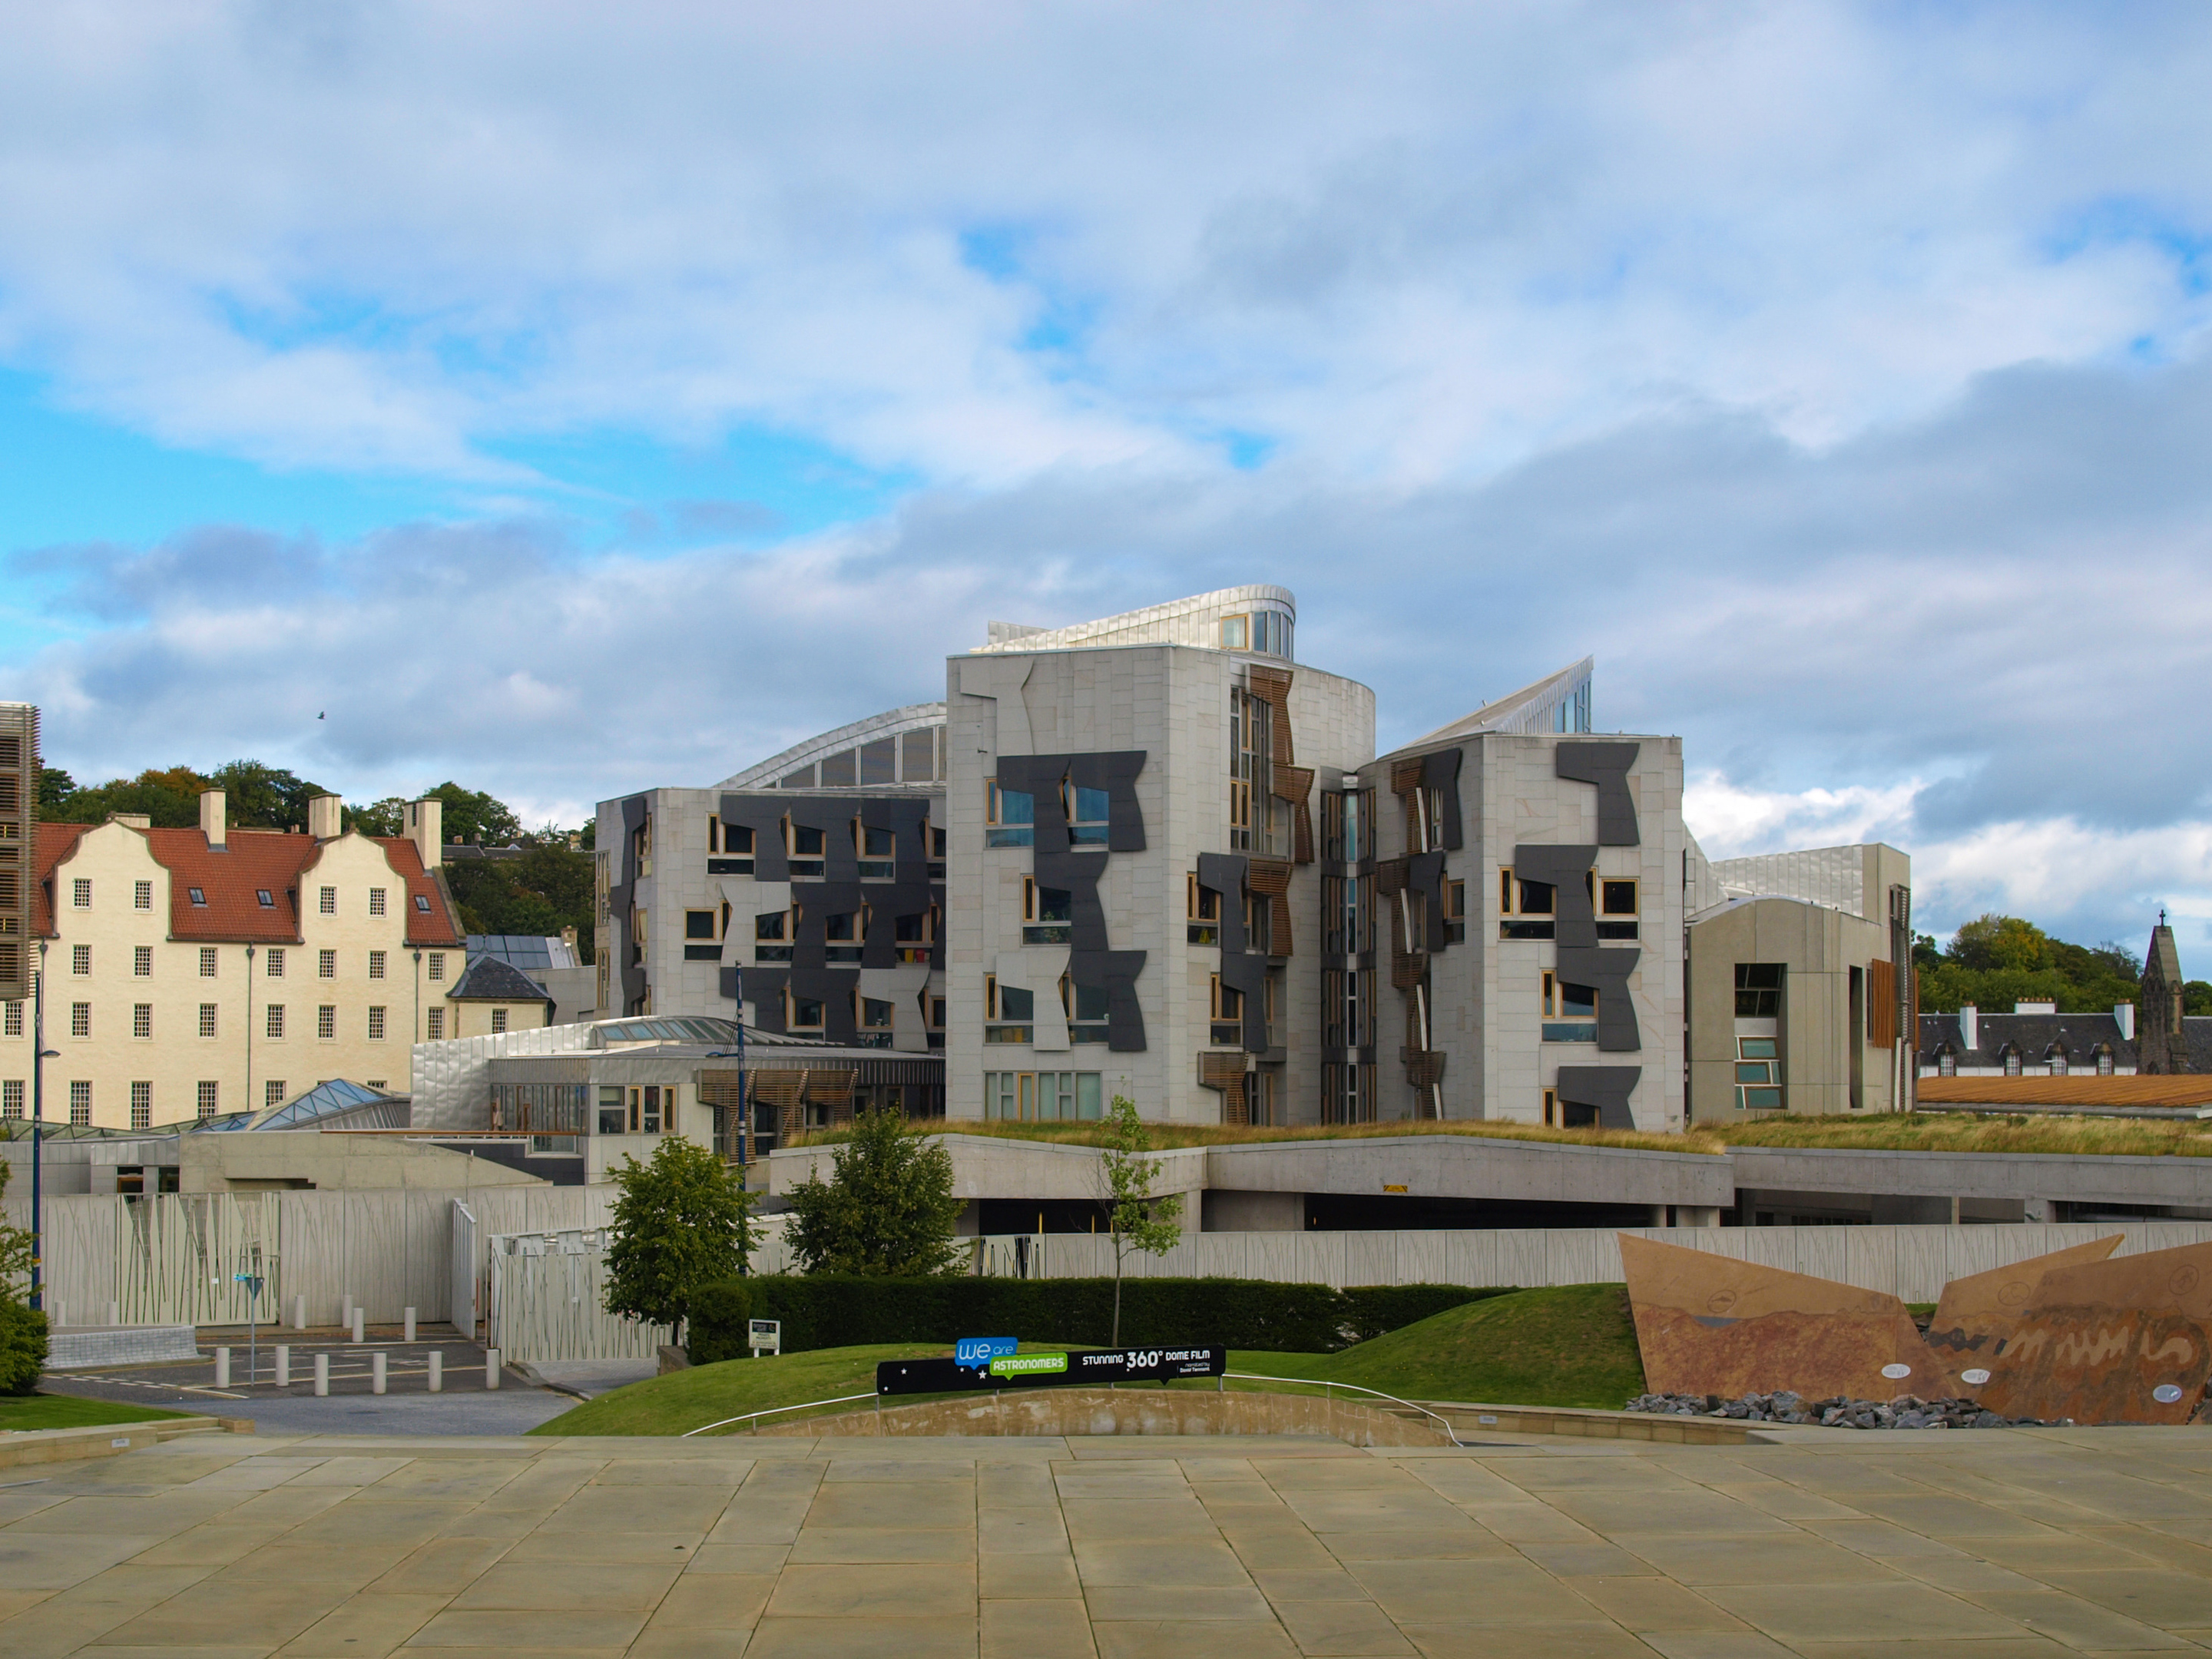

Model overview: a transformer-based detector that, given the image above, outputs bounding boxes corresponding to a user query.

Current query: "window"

[1062,978,1111,1044]
[71,1080,92,1126]
[861,996,895,1029]
[134,946,152,979]
[1541,972,1598,1042]
[369,887,386,916]
[1936,1047,1957,1077]
[786,992,824,1031]
[317,1005,336,1040]
[188,886,206,906]
[72,877,91,909]
[985,1071,1103,1121]
[257,889,275,909]
[1736,1035,1783,1111]
[2095,1045,2115,1076]
[71,944,90,975]
[2,1079,19,1120]
[71,1002,90,1038]
[369,1006,387,1040]
[598,1085,627,1136]
[1596,877,1639,940]
[416,894,431,913]
[319,886,336,915]
[985,975,1033,1044]
[1062,783,1111,848]
[428,952,445,981]
[2,1002,18,1037]
[1187,873,1222,944]
[858,823,897,878]
[490,1008,508,1034]
[1220,614,1249,650]
[1320,1061,1376,1124]
[1229,686,1272,852]
[1734,963,1783,1018]
[131,1081,151,1131]
[1022,879,1074,945]
[823,910,863,962]
[786,823,826,876]
[1210,974,1245,1045]
[754,909,794,962]
[1499,869,1556,939]
[267,1004,285,1039]
[254,948,278,979]
[709,823,756,876]
[133,1004,151,1040]
[134,879,153,910]
[266,1080,286,1111]
[1322,788,1369,863]
[2047,1047,2068,1077]
[893,906,937,962]
[196,1081,217,1121]
[686,909,718,940]
[426,1007,445,1041]
[199,947,218,977]
[985,782,1035,848]
[369,950,386,979]
[194,1003,216,1038]
[318,949,336,979]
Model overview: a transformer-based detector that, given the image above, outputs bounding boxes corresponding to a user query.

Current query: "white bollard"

[293,1294,306,1331]
[485,1347,502,1390]
[314,1353,329,1396]
[428,1351,442,1392]
[351,1309,365,1344]
[372,1352,387,1395]
[275,1346,290,1388]
[403,1306,417,1343]
[106,1300,119,1327]
[214,1346,230,1388]
[51,1300,65,1329]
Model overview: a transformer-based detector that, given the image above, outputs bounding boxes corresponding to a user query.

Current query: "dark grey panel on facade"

[1422,748,1464,850]
[1068,949,1148,1051]
[720,796,790,882]
[1555,743,1642,846]
[1555,1065,1641,1129]
[993,752,1147,858]
[1196,853,1248,955]
[614,794,650,1013]
[1513,843,1598,949]
[744,967,788,1033]
[1030,851,1108,952]
[1555,945,1642,1051]
[1408,850,1450,951]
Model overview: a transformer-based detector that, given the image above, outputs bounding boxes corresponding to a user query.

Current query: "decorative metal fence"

[485,1228,670,1363]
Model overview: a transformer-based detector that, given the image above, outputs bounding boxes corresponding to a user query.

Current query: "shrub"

[687,1275,1508,1361]
[0,1299,47,1395]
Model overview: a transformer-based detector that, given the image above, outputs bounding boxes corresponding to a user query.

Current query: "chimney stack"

[200,788,227,849]
[409,796,443,869]
[306,794,343,840]
[2115,1002,2136,1041]
[1959,1004,1978,1051]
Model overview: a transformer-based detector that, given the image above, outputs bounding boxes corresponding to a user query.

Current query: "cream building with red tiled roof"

[0,789,551,1132]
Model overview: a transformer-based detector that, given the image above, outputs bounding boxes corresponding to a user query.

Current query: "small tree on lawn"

[0,1161,45,1396]
[604,1136,756,1341]
[1098,1094,1183,1346]
[786,1107,965,1276]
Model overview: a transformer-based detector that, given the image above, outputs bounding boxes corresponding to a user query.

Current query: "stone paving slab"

[1,1427,2210,1656]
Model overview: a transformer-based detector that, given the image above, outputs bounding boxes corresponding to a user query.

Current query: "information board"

[876,1345,1226,1397]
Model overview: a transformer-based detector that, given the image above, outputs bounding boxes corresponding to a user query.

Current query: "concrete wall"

[179,1131,545,1194]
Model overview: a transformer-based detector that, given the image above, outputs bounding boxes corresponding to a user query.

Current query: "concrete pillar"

[275,1346,290,1388]
[371,1352,387,1395]
[2024,1197,2055,1223]
[403,1307,417,1343]
[1651,1204,1667,1227]
[293,1294,306,1330]
[214,1346,230,1388]
[428,1351,442,1392]
[351,1309,365,1343]
[485,1347,502,1389]
[313,1353,329,1396]
[51,1300,64,1329]
[1675,1206,1722,1229]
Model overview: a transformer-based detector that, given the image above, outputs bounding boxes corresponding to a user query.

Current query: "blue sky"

[3,2,2211,954]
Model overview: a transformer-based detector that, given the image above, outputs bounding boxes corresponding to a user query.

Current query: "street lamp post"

[29,939,54,1313]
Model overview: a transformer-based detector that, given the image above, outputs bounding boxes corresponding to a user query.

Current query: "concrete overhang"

[1204,1136,1735,1210]
[768,1135,1207,1203]
[1726,1146,2212,1208]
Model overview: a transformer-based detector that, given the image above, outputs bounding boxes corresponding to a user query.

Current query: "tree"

[207,760,328,830]
[0,1161,31,1303]
[1949,913,2051,974]
[786,1108,965,1276]
[1096,1094,1184,1347]
[346,797,409,837]
[603,1137,756,1337]
[425,781,522,846]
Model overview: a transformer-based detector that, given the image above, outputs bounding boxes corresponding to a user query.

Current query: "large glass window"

[754,909,795,962]
[1187,874,1221,944]
[858,823,897,878]
[1065,783,1111,847]
[786,823,825,876]
[985,783,1035,847]
[1062,979,1111,1044]
[985,977,1034,1044]
[1022,880,1073,944]
[823,911,863,963]
[1734,963,1783,1018]
[985,1071,1102,1121]
[1541,972,1598,1043]
[1736,1035,1783,1111]
[1500,870,1555,940]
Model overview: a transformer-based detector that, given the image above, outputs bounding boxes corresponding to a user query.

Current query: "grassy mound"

[533,1283,1647,1435]
[0,1393,200,1432]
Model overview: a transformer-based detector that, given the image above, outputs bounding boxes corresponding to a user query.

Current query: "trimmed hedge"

[687,1277,1512,1363]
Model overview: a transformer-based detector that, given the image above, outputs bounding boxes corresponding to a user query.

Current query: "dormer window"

[414,895,430,912]
[188,887,207,906]
[257,889,275,908]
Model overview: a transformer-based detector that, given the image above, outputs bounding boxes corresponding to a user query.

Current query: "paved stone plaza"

[2,1426,2210,1657]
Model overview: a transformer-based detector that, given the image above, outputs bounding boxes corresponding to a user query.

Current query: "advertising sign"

[748,1319,782,1356]
[876,1345,1226,1397]
[955,1336,1020,1367]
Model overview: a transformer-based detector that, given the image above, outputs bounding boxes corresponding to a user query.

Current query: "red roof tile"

[35,823,465,946]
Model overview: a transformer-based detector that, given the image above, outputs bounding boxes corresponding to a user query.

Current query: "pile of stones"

[1626,1390,2058,1429]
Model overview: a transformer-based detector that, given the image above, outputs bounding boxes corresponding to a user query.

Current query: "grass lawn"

[532,1283,1649,1435]
[0,1393,200,1432]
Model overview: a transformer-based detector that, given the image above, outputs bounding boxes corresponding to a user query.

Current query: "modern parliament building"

[595,588,1916,1141]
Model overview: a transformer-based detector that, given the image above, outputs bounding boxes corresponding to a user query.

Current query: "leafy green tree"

[1096,1094,1184,1346]
[786,1108,965,1277]
[603,1136,756,1336]
[442,841,595,959]
[1949,913,2050,973]
[0,1161,31,1303]
[207,760,328,830]
[2187,981,2212,1016]
[1914,913,2144,1015]
[346,796,409,837]
[426,781,522,846]
[40,764,209,827]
